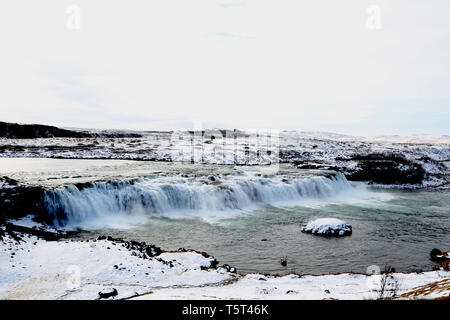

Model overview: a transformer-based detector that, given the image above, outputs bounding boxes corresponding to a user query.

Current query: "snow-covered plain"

[1,131,449,162]
[1,130,448,188]
[0,231,449,300]
[133,271,450,300]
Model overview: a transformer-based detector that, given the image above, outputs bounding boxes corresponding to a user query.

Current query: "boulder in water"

[430,248,449,268]
[301,218,352,237]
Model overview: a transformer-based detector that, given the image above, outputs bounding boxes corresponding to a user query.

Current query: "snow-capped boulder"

[301,218,352,236]
[430,248,449,263]
[98,288,118,299]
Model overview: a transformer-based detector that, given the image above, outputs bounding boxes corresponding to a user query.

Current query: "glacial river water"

[1,158,449,275]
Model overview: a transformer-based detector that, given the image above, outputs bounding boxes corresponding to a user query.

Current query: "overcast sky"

[0,1,449,135]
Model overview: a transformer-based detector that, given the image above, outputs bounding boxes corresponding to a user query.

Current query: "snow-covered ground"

[1,131,449,163]
[0,231,231,300]
[133,270,450,300]
[0,230,449,300]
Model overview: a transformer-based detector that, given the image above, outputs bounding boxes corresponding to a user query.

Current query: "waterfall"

[44,173,355,228]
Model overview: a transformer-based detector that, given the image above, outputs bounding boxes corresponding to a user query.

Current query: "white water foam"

[43,173,392,229]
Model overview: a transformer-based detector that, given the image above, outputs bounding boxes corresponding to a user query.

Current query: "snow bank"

[301,218,352,236]
[0,232,231,300]
[134,271,450,300]
[158,252,217,270]
[1,231,448,300]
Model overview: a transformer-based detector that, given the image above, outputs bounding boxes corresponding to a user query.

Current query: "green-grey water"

[81,187,450,275]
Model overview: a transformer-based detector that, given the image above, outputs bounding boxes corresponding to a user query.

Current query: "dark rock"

[220,264,236,273]
[345,153,426,185]
[4,223,72,241]
[98,288,118,299]
[95,236,162,258]
[432,265,441,271]
[0,181,47,222]
[259,277,267,281]
[430,248,450,270]
[4,227,23,243]
[430,248,447,263]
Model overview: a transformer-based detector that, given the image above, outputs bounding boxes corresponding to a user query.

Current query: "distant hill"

[0,121,141,139]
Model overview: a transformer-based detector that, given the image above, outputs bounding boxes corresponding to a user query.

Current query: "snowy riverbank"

[1,227,449,300]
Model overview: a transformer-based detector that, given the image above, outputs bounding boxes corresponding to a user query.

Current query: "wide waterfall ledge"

[42,172,361,229]
[301,218,352,236]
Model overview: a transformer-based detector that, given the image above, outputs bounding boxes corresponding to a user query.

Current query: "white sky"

[0,0,449,135]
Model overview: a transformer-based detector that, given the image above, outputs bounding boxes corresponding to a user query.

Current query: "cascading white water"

[44,173,361,228]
